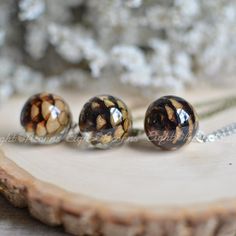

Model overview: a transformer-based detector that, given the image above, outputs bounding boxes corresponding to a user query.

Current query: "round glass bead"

[20,92,72,144]
[144,95,199,150]
[79,95,132,149]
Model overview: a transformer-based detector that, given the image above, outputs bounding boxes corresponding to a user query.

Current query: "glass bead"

[144,95,199,150]
[79,95,132,149]
[20,92,72,144]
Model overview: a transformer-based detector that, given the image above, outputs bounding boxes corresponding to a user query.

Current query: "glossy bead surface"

[79,95,132,149]
[144,95,199,150]
[20,92,72,144]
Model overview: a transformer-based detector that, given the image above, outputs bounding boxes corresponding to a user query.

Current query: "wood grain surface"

[1,87,236,235]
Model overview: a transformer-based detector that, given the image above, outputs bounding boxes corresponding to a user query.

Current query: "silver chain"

[66,122,80,140]
[195,122,236,143]
[194,96,236,143]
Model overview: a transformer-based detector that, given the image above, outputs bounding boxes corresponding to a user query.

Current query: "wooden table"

[0,195,68,236]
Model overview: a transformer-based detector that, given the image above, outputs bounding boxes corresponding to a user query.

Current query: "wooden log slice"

[0,88,236,236]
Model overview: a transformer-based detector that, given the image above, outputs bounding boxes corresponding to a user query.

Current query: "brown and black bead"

[79,95,132,149]
[20,92,72,144]
[144,95,199,150]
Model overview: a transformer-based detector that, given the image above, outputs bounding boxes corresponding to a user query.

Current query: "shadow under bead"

[20,92,72,144]
[144,95,199,150]
[79,95,132,149]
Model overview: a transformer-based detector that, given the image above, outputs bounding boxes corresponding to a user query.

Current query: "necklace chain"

[195,122,236,143]
[195,95,236,143]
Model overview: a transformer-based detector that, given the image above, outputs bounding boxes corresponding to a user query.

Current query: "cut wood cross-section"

[1,89,236,236]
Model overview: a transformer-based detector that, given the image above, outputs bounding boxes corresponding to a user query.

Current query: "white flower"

[112,45,146,70]
[19,0,45,21]
[0,30,5,47]
[124,0,142,8]
[25,21,48,59]
[13,66,43,94]
[48,23,107,77]
[0,82,14,104]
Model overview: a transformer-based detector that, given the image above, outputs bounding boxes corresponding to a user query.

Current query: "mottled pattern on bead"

[144,95,199,150]
[20,92,72,144]
[79,95,132,149]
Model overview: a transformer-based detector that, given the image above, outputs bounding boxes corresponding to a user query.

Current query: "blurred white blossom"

[124,0,143,8]
[48,23,107,77]
[0,0,235,103]
[0,82,14,104]
[19,0,45,21]
[13,66,43,94]
[112,45,152,86]
[112,45,146,70]
[0,30,5,47]
[25,21,48,59]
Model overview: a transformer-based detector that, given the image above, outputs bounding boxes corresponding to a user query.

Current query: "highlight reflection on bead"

[79,95,132,149]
